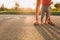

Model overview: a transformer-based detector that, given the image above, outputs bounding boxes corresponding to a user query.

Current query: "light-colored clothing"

[41,5,50,22]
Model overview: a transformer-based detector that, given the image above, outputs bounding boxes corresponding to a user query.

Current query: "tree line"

[0,3,60,12]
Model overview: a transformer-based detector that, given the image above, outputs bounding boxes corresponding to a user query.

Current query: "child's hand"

[51,1,53,4]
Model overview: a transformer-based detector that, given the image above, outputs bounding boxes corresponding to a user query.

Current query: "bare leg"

[47,14,55,26]
[35,0,41,24]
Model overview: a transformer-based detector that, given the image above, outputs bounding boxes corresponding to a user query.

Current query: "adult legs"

[35,0,41,24]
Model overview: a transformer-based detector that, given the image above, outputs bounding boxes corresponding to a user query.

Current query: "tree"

[15,2,20,10]
[54,3,60,11]
[0,4,4,11]
[54,3,60,9]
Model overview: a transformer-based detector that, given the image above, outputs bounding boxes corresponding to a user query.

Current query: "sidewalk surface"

[0,15,60,40]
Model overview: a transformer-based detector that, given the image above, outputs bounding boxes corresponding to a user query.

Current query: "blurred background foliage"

[0,3,60,15]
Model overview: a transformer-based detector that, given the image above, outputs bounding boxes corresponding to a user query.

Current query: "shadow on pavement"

[34,24,52,40]
[34,24,60,40]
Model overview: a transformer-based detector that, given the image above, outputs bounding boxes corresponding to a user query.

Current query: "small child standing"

[41,0,53,24]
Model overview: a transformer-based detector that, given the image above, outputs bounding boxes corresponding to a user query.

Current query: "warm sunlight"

[17,0,36,9]
[0,0,60,9]
[0,0,36,9]
[0,0,15,8]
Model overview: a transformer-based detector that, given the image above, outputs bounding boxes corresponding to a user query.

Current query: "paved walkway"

[0,15,60,40]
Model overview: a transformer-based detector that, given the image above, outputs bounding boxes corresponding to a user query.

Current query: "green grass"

[51,12,60,15]
[0,11,35,15]
[0,11,60,15]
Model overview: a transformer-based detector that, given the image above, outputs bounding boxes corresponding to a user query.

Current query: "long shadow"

[41,24,60,40]
[46,20,60,35]
[48,23,60,31]
[46,24,60,34]
[34,24,53,40]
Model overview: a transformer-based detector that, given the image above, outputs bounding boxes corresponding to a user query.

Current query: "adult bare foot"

[34,22,40,25]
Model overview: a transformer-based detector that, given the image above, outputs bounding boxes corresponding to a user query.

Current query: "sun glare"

[0,0,36,9]
[0,0,60,9]
[17,0,36,9]
[0,0,15,8]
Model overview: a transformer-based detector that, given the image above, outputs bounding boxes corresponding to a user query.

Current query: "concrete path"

[0,15,60,40]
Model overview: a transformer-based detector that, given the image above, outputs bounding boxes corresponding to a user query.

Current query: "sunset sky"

[0,0,60,9]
